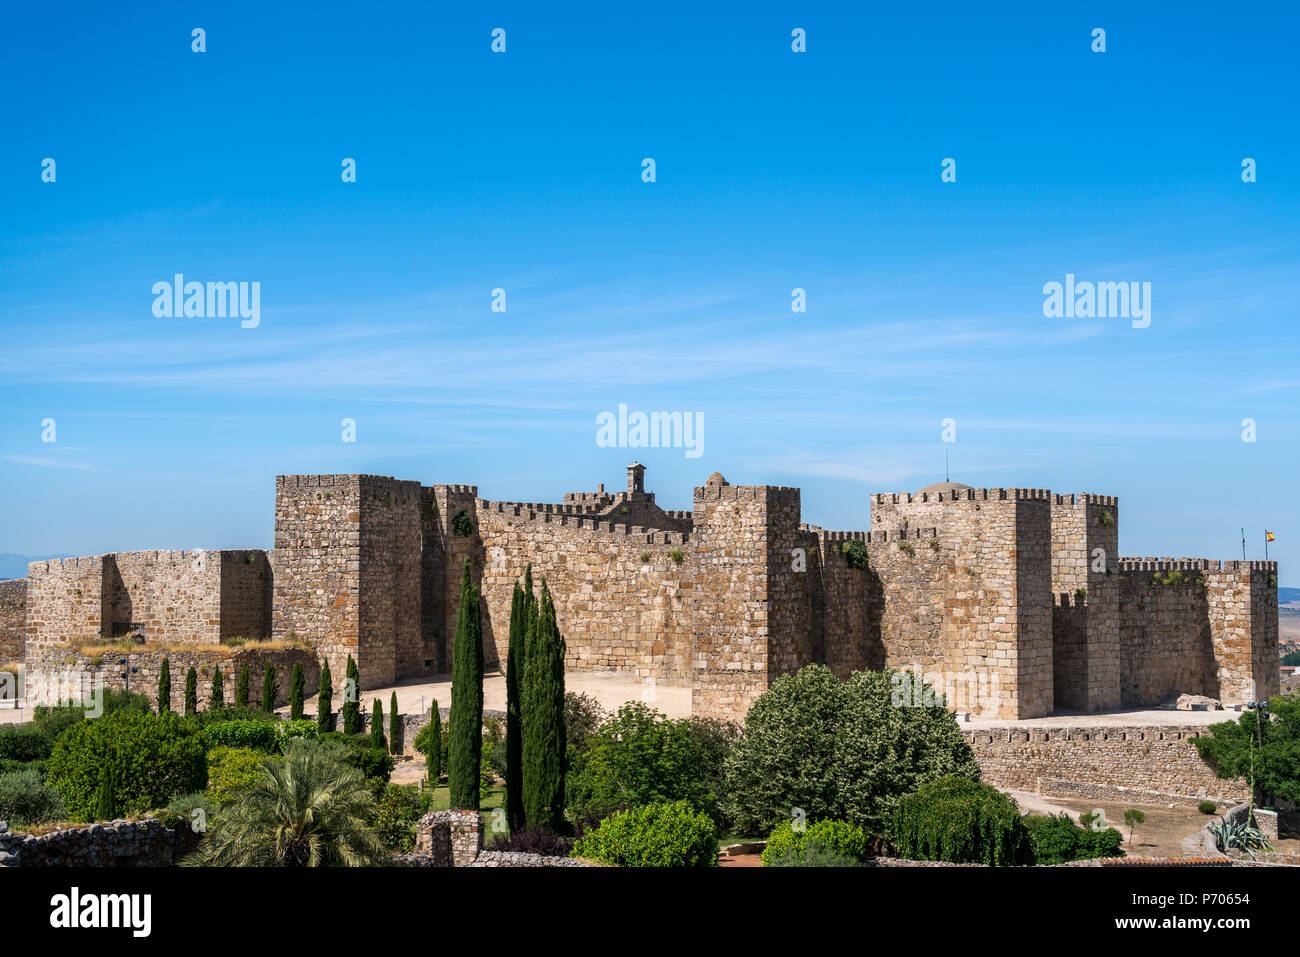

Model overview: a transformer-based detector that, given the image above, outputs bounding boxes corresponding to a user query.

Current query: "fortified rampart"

[965,725,1249,808]
[6,468,1281,724]
[0,579,25,666]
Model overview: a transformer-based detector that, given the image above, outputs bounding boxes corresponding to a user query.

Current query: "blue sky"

[1,2,1296,577]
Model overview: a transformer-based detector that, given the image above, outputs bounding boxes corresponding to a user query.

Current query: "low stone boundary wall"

[0,818,200,867]
[965,725,1247,807]
[406,809,589,867]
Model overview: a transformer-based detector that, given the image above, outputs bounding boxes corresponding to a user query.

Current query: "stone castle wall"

[0,579,26,665]
[474,499,693,682]
[1050,495,1121,712]
[966,725,1249,807]
[1117,558,1279,707]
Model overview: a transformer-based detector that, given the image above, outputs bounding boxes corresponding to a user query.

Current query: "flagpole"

[1242,528,1246,561]
[1264,531,1269,562]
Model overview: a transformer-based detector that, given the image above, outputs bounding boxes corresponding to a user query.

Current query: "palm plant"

[184,739,389,866]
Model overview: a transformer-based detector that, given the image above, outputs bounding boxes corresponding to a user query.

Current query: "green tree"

[342,656,360,735]
[184,739,389,866]
[567,702,726,826]
[389,692,401,754]
[184,666,198,716]
[448,558,483,810]
[317,660,334,733]
[94,762,119,821]
[415,705,442,784]
[236,665,250,708]
[290,663,305,721]
[522,579,566,830]
[722,665,979,836]
[157,658,172,713]
[889,776,1034,866]
[46,711,208,821]
[210,667,225,711]
[261,664,279,712]
[505,577,527,831]
[370,699,387,752]
[1123,808,1146,846]
[1193,696,1300,805]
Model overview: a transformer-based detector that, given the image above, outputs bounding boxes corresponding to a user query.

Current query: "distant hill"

[0,552,74,580]
[1280,587,1300,604]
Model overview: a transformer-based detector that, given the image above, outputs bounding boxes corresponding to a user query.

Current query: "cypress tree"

[371,698,386,751]
[426,698,442,783]
[448,558,483,810]
[157,657,171,713]
[342,655,360,734]
[184,666,198,715]
[505,578,527,832]
[210,667,225,710]
[95,763,119,821]
[236,664,250,707]
[261,663,278,712]
[522,579,567,830]
[317,660,334,732]
[290,662,305,720]
[389,691,401,754]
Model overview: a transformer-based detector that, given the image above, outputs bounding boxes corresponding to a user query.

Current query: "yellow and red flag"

[1266,530,1276,542]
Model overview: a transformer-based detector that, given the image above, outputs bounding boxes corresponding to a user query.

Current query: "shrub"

[158,791,218,833]
[372,782,434,852]
[210,668,225,710]
[158,658,171,713]
[318,732,394,783]
[764,839,863,867]
[0,723,56,764]
[760,818,867,866]
[46,711,208,821]
[389,692,401,754]
[202,719,279,754]
[667,548,684,564]
[889,776,1033,866]
[568,702,729,827]
[0,766,66,826]
[275,719,318,750]
[572,801,717,867]
[499,827,575,857]
[1209,817,1272,854]
[236,666,250,708]
[1023,813,1123,864]
[205,746,275,805]
[1198,800,1218,815]
[722,665,979,836]
[370,699,387,752]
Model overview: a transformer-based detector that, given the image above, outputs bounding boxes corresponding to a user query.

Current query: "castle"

[0,466,1280,721]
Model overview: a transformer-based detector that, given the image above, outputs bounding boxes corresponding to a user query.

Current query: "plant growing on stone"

[668,548,684,564]
[236,665,250,708]
[448,558,483,810]
[317,660,334,733]
[290,663,305,721]
[452,510,475,537]
[261,664,279,712]
[184,666,198,715]
[840,539,869,569]
[1100,510,1115,527]
[342,656,360,735]
[158,657,171,713]
[899,541,916,557]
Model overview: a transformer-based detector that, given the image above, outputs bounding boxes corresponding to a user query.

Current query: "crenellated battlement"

[874,487,1052,506]
[1052,493,1119,507]
[1116,557,1279,574]
[866,527,939,543]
